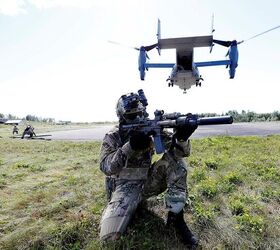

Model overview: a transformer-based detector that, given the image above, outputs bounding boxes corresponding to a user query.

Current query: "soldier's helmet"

[116,89,149,123]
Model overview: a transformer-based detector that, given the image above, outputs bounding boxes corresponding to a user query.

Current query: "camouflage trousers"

[21,131,34,139]
[100,152,188,241]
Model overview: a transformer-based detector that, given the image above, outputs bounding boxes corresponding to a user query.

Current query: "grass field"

[0,124,280,249]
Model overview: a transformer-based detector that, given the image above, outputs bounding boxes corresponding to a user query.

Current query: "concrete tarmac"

[49,122,280,141]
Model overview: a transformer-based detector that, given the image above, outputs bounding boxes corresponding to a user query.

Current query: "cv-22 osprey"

[136,19,279,93]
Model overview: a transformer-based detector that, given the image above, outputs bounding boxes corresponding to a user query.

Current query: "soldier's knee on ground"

[100,210,135,244]
[100,182,142,243]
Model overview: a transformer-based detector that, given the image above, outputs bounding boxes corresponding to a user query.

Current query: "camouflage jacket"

[99,125,191,178]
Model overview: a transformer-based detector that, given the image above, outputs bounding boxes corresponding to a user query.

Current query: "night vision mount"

[121,89,148,111]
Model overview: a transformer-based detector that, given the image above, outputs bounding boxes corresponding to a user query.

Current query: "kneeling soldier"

[99,90,198,246]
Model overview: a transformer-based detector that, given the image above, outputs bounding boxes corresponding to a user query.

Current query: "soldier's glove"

[175,123,198,141]
[129,131,152,151]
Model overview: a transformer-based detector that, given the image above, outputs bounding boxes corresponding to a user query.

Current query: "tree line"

[0,113,55,123]
[199,110,280,122]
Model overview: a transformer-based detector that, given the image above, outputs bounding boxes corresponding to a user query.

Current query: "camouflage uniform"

[99,125,191,241]
[21,126,36,139]
[13,125,19,135]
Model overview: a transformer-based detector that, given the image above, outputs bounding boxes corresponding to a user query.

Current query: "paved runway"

[49,122,280,141]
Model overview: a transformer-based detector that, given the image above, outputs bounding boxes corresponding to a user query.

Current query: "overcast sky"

[0,0,279,122]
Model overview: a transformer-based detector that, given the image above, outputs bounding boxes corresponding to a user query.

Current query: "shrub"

[224,172,243,185]
[0,178,7,189]
[15,162,31,168]
[204,158,219,170]
[235,213,265,234]
[221,171,243,193]
[193,202,215,225]
[261,188,280,202]
[198,178,218,198]
[229,198,247,216]
[191,167,207,183]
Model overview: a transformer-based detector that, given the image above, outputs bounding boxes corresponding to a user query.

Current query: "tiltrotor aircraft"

[110,20,279,93]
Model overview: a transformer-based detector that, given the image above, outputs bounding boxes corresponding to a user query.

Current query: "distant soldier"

[21,125,36,139]
[12,125,19,135]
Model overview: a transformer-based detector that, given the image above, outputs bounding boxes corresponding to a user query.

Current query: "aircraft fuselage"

[169,63,201,90]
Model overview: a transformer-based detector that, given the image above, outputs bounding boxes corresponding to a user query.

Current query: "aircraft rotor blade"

[213,39,232,47]
[143,43,158,52]
[146,53,150,60]
[225,49,229,57]
[210,43,214,53]
[109,40,158,52]
[108,40,139,50]
[242,25,280,43]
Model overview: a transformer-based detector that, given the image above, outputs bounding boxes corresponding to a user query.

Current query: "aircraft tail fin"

[157,19,161,55]
[209,13,215,53]
[211,13,215,34]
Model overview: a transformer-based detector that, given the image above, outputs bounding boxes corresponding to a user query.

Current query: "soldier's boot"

[167,210,198,246]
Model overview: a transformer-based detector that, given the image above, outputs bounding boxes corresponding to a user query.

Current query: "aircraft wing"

[158,35,213,49]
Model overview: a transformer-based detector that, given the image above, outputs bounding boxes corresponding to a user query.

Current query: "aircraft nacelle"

[228,41,238,79]
[138,47,147,80]
[212,39,239,79]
